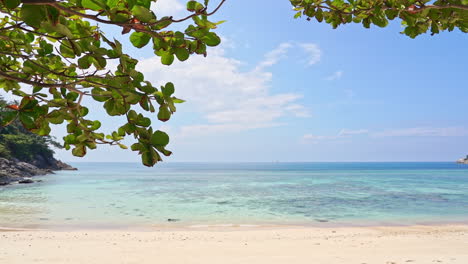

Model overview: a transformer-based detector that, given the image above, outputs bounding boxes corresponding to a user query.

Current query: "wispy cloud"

[255,42,322,70]
[303,129,367,144]
[372,127,468,138]
[302,134,342,143]
[151,0,185,16]
[339,129,369,136]
[138,42,311,138]
[325,70,343,81]
[255,42,292,71]
[303,127,468,144]
[299,43,322,66]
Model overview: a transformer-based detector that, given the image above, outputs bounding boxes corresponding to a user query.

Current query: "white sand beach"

[1,225,467,264]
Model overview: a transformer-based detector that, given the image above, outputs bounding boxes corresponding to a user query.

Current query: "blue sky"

[3,0,468,162]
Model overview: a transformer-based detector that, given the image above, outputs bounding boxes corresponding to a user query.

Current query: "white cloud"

[303,127,468,144]
[151,0,185,16]
[339,129,369,136]
[326,70,343,81]
[137,43,311,138]
[303,128,367,143]
[299,43,322,66]
[178,122,284,138]
[255,42,292,71]
[303,134,341,141]
[372,127,468,138]
[344,89,355,99]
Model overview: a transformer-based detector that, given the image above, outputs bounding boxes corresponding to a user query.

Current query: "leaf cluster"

[291,0,468,38]
[0,0,225,166]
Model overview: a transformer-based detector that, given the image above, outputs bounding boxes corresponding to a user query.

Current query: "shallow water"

[1,162,467,229]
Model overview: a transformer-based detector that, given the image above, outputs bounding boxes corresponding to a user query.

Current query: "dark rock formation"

[18,178,34,184]
[456,155,468,164]
[0,157,76,186]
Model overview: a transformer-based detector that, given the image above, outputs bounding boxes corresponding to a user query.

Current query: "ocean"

[1,162,467,229]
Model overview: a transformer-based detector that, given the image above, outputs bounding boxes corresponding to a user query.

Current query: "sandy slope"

[1,225,467,264]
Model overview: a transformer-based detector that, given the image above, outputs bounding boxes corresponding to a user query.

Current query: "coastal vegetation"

[1,96,74,185]
[0,0,466,166]
[0,96,61,163]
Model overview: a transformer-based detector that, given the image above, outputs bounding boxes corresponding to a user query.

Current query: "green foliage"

[0,96,60,162]
[290,0,468,38]
[0,0,225,166]
[0,143,11,159]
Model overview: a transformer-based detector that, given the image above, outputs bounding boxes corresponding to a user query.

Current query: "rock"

[18,178,34,184]
[0,156,76,186]
[315,219,329,223]
[456,155,468,164]
[30,154,77,171]
[55,160,77,170]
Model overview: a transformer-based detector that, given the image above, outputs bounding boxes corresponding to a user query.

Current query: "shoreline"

[2,219,468,232]
[2,224,467,263]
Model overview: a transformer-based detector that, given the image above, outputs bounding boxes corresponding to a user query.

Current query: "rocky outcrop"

[29,154,77,171]
[456,155,468,164]
[0,157,76,186]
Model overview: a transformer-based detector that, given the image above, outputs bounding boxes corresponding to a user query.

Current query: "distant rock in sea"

[456,155,468,164]
[0,157,76,186]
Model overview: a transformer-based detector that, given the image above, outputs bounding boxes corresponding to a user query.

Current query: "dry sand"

[1,225,467,264]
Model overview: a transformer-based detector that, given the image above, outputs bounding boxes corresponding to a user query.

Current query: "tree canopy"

[0,0,466,167]
[0,0,225,166]
[290,0,468,38]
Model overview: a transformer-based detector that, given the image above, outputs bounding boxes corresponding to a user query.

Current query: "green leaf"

[175,48,190,61]
[131,6,153,23]
[0,111,18,126]
[60,44,75,58]
[91,55,107,69]
[66,92,80,101]
[78,55,92,69]
[157,106,171,121]
[172,97,185,103]
[90,120,101,130]
[82,0,106,11]
[187,1,204,12]
[18,113,36,129]
[130,32,151,48]
[201,32,221,46]
[72,145,87,157]
[21,5,46,27]
[55,24,74,38]
[46,6,60,25]
[162,82,175,97]
[118,144,128,149]
[151,130,169,146]
[33,123,51,136]
[155,146,172,156]
[161,51,175,65]
[5,0,21,9]
[131,143,144,152]
[47,110,65,124]
[107,0,119,8]
[141,148,161,167]
[315,9,323,22]
[136,116,151,127]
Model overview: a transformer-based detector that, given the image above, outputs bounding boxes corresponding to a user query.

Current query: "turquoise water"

[1,162,467,229]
